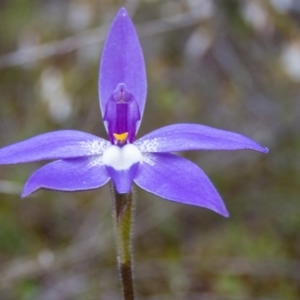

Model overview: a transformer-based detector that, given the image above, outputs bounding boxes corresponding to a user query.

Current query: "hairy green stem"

[110,184,135,300]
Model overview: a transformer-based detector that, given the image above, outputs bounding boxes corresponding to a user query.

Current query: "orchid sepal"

[135,123,268,153]
[0,130,110,165]
[99,7,147,132]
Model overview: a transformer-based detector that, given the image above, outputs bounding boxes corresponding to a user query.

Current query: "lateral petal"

[0,130,110,164]
[134,153,229,217]
[99,8,147,126]
[22,156,110,197]
[135,123,268,153]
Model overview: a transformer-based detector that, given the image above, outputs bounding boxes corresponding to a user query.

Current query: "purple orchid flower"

[0,8,267,217]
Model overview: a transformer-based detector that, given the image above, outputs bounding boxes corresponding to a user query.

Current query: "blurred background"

[0,0,299,299]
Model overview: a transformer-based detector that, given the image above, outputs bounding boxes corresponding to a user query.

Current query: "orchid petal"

[0,130,110,164]
[135,123,268,153]
[103,144,141,193]
[106,164,139,194]
[99,7,147,128]
[22,156,110,197]
[134,153,229,217]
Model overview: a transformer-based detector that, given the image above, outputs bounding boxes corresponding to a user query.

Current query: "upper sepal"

[99,8,147,129]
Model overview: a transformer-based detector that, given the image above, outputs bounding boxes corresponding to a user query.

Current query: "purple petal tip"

[223,210,230,218]
[118,7,128,17]
[21,188,32,198]
[256,146,268,154]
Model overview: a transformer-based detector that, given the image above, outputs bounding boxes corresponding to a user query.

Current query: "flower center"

[113,132,128,143]
[103,144,142,171]
[104,83,140,145]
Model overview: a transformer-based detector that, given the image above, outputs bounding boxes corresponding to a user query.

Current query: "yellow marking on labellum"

[113,132,128,142]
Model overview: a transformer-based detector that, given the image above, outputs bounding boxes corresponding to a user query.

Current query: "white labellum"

[102,144,142,171]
